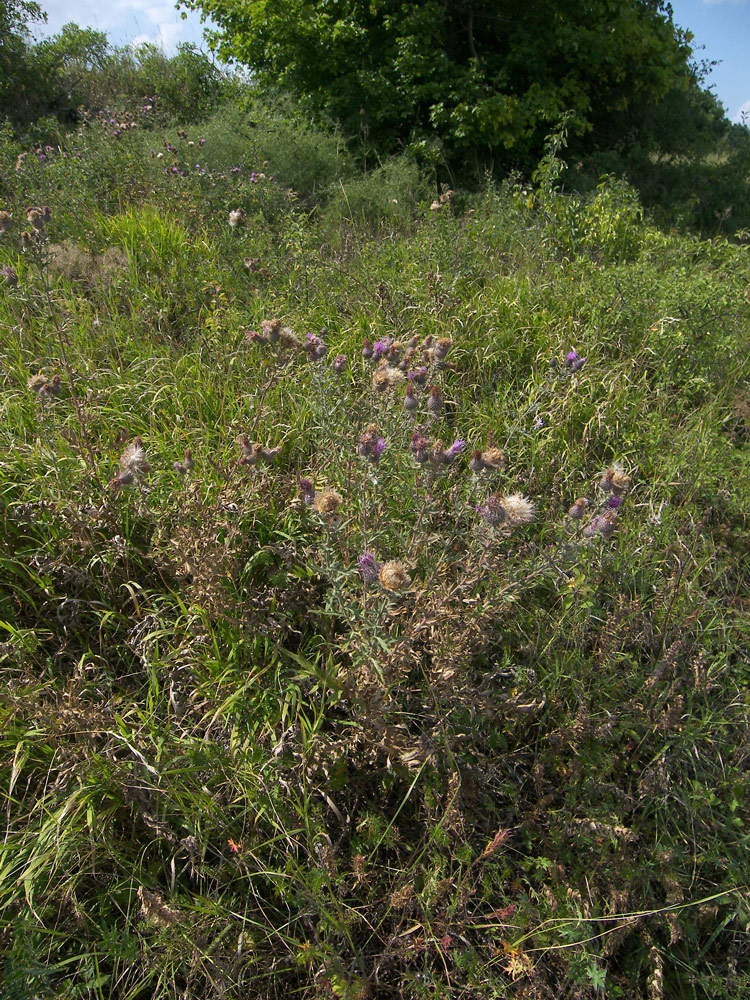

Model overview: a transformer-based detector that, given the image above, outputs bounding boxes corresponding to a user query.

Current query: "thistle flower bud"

[298,478,316,504]
[469,450,485,474]
[432,337,452,361]
[429,439,447,471]
[476,493,506,526]
[409,429,430,464]
[358,424,386,463]
[305,332,326,360]
[426,385,444,415]
[408,366,428,386]
[174,448,194,474]
[332,354,348,375]
[362,338,373,359]
[403,384,418,413]
[568,497,589,520]
[373,336,392,360]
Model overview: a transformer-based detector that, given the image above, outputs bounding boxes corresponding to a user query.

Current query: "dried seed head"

[228,208,245,228]
[2,264,17,286]
[313,489,342,515]
[481,448,505,469]
[28,373,48,394]
[120,438,151,476]
[0,211,12,233]
[599,462,631,496]
[379,561,411,592]
[261,318,282,342]
[500,493,536,525]
[278,326,300,350]
[372,364,405,392]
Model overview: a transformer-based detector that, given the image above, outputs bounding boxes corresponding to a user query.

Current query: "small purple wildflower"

[358,552,381,583]
[199,138,206,146]
[534,417,544,429]
[373,337,392,360]
[564,350,587,372]
[444,439,466,463]
[298,478,316,505]
[231,165,241,174]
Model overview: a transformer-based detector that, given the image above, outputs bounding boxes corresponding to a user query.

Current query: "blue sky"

[32,0,750,124]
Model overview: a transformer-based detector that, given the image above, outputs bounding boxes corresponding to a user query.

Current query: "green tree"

[179,0,695,167]
[0,0,46,120]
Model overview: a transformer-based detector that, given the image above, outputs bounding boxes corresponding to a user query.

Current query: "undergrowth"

[0,108,748,1000]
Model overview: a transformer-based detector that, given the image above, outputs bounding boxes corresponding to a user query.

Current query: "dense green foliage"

[178,0,692,163]
[0,97,749,999]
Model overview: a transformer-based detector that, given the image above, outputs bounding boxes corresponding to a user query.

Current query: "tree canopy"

[179,0,696,166]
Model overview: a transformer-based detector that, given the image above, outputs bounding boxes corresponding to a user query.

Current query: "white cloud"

[33,0,209,53]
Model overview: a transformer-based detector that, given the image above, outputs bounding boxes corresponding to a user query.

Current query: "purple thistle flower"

[607,495,623,509]
[199,138,206,146]
[373,337,392,360]
[298,478,316,504]
[408,366,428,385]
[231,165,241,174]
[358,552,381,583]
[564,350,587,372]
[374,438,387,457]
[444,439,466,463]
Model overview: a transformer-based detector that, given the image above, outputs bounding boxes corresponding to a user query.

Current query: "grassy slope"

[0,110,748,999]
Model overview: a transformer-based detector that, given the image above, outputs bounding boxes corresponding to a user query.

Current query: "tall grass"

[0,104,748,1000]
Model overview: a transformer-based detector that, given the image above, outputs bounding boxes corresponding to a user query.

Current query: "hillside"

[0,102,749,999]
